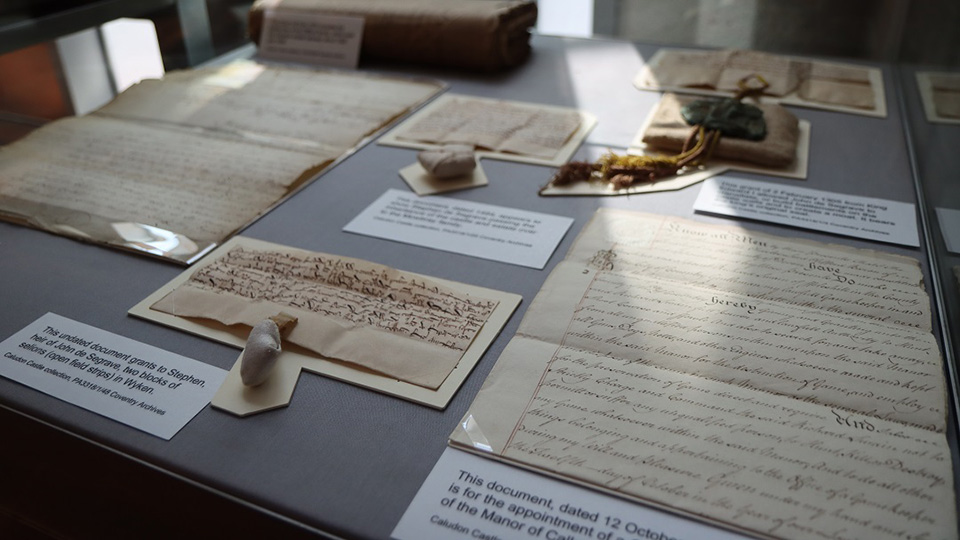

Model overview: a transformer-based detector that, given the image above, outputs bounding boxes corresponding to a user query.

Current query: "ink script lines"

[190,247,498,351]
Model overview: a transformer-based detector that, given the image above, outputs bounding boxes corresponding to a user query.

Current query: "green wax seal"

[680,98,767,140]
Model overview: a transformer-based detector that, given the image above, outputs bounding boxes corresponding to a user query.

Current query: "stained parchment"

[152,245,499,389]
[451,209,956,539]
[0,61,442,263]
[0,116,327,249]
[98,63,439,151]
[927,72,960,120]
[636,48,883,116]
[391,95,586,159]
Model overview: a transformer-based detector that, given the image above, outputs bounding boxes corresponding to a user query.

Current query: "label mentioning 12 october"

[393,448,749,540]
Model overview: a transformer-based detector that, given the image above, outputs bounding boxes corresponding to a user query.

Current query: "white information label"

[344,189,574,269]
[0,313,226,440]
[694,177,919,247]
[936,207,960,254]
[393,447,748,540]
[259,9,364,68]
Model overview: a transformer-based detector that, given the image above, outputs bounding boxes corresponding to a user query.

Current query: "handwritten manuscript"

[131,236,522,410]
[451,209,955,539]
[379,94,596,167]
[635,48,885,117]
[151,244,499,389]
[0,61,442,263]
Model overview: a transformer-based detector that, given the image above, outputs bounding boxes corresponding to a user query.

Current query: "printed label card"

[0,313,226,439]
[260,9,364,68]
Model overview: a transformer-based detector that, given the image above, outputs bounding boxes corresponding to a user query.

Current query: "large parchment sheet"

[636,48,887,118]
[130,237,521,411]
[0,61,442,263]
[451,209,956,539]
[378,94,597,167]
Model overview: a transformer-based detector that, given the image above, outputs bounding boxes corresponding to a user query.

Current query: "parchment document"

[636,48,881,114]
[451,209,956,539]
[0,116,326,252]
[928,73,960,120]
[151,245,499,389]
[0,61,441,263]
[389,94,587,160]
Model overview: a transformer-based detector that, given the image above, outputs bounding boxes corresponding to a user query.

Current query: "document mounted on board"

[916,71,960,125]
[450,209,955,540]
[129,236,521,412]
[379,94,596,167]
[636,48,886,117]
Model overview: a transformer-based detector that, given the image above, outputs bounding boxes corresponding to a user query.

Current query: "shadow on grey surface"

[0,406,328,540]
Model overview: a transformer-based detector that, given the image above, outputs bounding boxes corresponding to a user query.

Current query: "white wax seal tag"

[240,313,297,387]
[418,144,476,178]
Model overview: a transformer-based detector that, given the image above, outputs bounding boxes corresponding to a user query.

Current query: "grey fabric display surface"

[0,35,949,539]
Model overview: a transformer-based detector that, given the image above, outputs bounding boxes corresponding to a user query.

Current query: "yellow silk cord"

[597,125,711,175]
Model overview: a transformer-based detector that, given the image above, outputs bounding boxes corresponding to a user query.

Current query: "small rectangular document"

[0,313,226,439]
[259,9,364,68]
[131,236,521,411]
[0,62,441,264]
[694,176,919,246]
[379,94,597,167]
[344,189,574,269]
[392,447,746,540]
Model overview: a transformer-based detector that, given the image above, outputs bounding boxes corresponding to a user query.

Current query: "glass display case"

[2,1,959,538]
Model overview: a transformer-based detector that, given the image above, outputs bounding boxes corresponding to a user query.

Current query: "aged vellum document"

[0,61,442,263]
[916,71,960,125]
[0,115,325,258]
[379,94,597,166]
[451,209,956,539]
[151,244,497,389]
[636,48,886,118]
[130,236,521,410]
